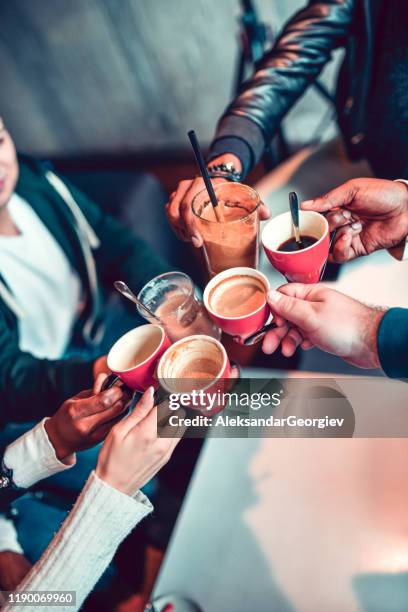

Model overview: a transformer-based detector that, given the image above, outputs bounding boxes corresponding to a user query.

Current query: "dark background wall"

[0,0,340,158]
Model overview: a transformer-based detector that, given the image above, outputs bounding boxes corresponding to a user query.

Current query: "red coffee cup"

[261,210,329,283]
[203,267,271,337]
[157,334,231,415]
[102,324,171,392]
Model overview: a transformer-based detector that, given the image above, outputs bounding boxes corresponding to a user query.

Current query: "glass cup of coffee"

[137,271,220,343]
[157,334,231,414]
[102,324,171,392]
[262,211,329,283]
[192,182,261,278]
[203,267,271,338]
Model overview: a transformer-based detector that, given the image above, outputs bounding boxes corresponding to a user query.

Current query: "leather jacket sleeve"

[209,0,355,174]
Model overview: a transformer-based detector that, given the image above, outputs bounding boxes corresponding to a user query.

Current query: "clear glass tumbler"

[137,271,221,343]
[192,182,261,277]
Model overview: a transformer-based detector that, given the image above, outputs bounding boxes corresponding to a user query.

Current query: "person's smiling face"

[0,118,19,210]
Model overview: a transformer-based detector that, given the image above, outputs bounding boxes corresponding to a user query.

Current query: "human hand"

[262,285,386,369]
[93,355,110,381]
[0,551,32,590]
[301,178,408,262]
[165,154,269,247]
[44,376,131,461]
[96,387,184,496]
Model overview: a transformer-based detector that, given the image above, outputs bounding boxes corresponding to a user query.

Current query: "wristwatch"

[0,460,15,489]
[206,162,242,183]
[0,458,26,511]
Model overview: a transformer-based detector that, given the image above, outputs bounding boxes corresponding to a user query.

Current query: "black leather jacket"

[209,0,383,175]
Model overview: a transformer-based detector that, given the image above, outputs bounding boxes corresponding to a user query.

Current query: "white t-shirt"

[0,193,82,359]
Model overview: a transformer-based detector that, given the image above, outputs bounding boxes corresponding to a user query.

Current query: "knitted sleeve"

[3,471,153,612]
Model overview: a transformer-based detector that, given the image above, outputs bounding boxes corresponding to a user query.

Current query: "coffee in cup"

[262,211,329,283]
[203,267,271,338]
[137,271,220,342]
[157,335,231,414]
[277,235,318,252]
[192,182,261,278]
[102,324,171,392]
[208,274,266,318]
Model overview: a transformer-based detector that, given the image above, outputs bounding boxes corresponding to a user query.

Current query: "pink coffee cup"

[203,267,271,337]
[102,324,171,392]
[157,334,231,415]
[262,210,329,283]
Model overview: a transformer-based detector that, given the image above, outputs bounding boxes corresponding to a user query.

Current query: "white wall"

[0,0,341,156]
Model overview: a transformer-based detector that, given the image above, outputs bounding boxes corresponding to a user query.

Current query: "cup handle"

[154,386,169,406]
[100,373,120,392]
[319,228,338,282]
[227,361,241,390]
[243,322,278,346]
[230,360,241,380]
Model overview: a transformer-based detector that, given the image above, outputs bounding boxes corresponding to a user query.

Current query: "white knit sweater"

[1,422,153,611]
[3,471,153,612]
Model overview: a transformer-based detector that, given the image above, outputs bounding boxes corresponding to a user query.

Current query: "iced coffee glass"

[137,271,220,343]
[192,182,261,277]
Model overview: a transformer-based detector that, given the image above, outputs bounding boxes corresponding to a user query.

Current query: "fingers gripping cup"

[262,211,329,283]
[102,324,171,392]
[203,267,271,338]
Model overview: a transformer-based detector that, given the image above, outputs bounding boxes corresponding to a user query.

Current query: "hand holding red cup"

[261,210,329,283]
[203,267,271,339]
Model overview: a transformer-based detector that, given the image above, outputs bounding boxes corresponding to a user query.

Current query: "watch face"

[0,475,10,489]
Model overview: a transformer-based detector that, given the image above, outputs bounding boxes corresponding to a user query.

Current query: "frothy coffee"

[178,358,221,380]
[209,274,266,318]
[108,326,164,372]
[158,336,225,394]
[192,183,260,277]
[120,336,161,370]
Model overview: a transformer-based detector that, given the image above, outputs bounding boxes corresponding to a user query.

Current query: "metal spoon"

[114,280,161,322]
[289,191,303,248]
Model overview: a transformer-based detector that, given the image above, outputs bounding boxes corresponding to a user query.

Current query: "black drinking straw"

[188,130,221,219]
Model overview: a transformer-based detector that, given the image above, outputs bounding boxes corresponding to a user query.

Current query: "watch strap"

[206,162,242,183]
[0,456,27,512]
